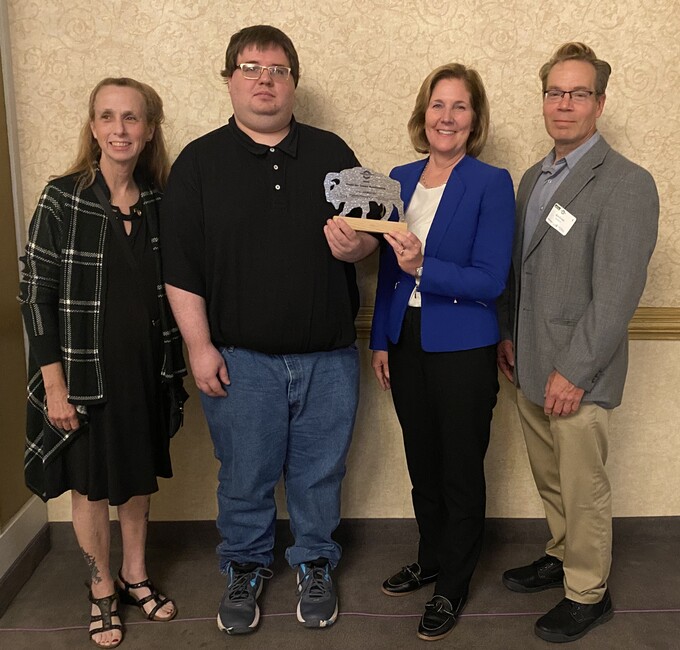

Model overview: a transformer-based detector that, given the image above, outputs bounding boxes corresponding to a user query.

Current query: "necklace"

[420,159,448,189]
[420,153,464,189]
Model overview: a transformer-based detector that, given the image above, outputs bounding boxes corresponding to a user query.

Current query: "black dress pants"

[388,308,499,600]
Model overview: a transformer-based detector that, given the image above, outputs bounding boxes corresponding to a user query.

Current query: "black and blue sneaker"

[296,558,338,628]
[217,561,272,635]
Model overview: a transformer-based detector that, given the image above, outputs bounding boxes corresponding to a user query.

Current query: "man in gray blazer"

[497,42,658,644]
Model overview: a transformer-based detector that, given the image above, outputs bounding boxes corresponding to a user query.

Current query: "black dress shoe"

[502,555,564,593]
[535,589,613,643]
[417,593,467,641]
[382,563,438,596]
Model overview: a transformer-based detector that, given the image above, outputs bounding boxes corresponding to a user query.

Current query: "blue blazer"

[370,155,515,352]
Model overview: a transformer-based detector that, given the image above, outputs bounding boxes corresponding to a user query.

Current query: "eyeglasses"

[236,63,292,82]
[544,89,596,103]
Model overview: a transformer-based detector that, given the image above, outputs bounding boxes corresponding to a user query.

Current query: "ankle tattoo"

[81,547,102,584]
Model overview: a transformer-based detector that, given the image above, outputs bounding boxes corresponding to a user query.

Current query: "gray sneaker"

[296,558,338,628]
[217,562,272,635]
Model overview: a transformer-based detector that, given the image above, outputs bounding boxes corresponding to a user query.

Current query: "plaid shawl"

[19,173,186,499]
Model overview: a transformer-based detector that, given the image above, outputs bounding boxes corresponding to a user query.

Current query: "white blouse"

[406,182,445,307]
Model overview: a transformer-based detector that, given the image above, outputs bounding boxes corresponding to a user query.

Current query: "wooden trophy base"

[333,216,407,233]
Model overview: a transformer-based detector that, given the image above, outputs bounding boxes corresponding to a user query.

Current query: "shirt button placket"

[271,149,282,191]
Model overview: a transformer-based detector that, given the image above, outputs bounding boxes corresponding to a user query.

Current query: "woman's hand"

[41,361,81,431]
[371,350,391,391]
[384,231,424,276]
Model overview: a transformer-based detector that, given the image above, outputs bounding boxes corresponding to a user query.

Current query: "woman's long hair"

[61,77,170,190]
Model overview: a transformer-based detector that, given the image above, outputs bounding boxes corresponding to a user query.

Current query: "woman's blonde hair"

[407,63,490,158]
[62,77,170,190]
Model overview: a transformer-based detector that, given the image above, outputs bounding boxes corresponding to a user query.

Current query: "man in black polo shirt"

[162,25,378,635]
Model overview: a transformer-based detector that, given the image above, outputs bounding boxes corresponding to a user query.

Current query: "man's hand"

[189,344,230,397]
[544,370,585,417]
[324,218,378,262]
[497,339,515,383]
[371,350,391,391]
[165,285,230,397]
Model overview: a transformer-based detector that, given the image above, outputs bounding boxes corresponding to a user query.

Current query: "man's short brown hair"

[539,42,612,95]
[221,25,300,87]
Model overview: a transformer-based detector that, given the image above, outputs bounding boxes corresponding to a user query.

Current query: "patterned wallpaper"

[10,1,680,522]
[7,0,680,306]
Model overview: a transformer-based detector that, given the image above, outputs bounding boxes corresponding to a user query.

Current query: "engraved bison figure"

[324,167,404,222]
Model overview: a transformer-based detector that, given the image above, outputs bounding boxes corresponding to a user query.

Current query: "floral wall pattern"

[7,0,680,519]
[8,0,679,304]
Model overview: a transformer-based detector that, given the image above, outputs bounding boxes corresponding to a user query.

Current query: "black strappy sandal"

[116,570,177,621]
[88,590,123,648]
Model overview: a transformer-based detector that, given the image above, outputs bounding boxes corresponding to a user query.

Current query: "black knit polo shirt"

[161,117,361,354]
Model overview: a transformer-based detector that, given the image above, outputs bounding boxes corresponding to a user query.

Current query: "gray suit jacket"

[499,136,659,409]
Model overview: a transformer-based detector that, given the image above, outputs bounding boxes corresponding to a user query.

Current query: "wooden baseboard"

[356,306,680,340]
[0,523,50,617]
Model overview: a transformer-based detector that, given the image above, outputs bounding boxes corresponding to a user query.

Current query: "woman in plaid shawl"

[19,78,186,648]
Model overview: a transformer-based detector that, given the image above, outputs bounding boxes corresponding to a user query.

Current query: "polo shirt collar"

[227,115,299,157]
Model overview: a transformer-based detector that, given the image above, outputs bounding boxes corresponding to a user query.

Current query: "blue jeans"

[200,344,359,572]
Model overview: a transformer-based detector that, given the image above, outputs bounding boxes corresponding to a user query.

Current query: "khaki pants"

[516,390,612,604]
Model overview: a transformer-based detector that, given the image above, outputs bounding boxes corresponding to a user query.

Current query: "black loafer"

[417,593,467,641]
[382,563,438,597]
[535,589,613,643]
[502,555,564,593]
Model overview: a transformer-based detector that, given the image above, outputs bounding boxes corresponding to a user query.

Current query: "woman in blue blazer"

[370,63,515,641]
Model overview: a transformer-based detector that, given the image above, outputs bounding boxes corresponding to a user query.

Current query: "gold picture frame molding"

[355,306,680,340]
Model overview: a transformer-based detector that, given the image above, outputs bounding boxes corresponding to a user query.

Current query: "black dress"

[44,200,172,506]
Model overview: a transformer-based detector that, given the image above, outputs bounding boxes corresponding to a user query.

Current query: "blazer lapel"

[515,163,542,267]
[550,138,609,212]
[424,157,468,256]
[523,137,610,261]
[398,159,427,212]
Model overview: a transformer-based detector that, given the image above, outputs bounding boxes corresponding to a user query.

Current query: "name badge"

[546,203,576,236]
